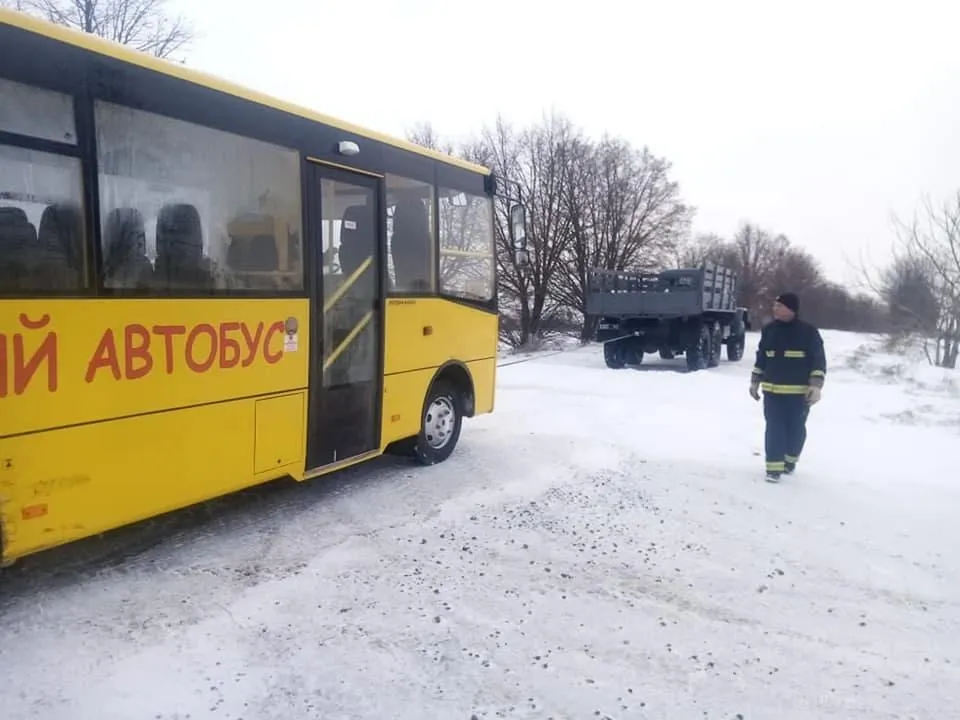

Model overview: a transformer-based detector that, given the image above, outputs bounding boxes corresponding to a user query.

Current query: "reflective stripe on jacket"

[751,318,826,394]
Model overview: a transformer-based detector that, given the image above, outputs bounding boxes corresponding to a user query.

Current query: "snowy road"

[1,332,958,719]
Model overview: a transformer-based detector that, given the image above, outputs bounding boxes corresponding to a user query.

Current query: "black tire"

[414,380,463,466]
[604,341,626,369]
[685,325,710,372]
[726,334,745,361]
[708,325,723,368]
[659,348,675,360]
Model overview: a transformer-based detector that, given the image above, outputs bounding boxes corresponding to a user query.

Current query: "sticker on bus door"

[284,317,299,352]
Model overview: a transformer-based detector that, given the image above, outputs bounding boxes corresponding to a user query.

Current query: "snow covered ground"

[1,330,957,720]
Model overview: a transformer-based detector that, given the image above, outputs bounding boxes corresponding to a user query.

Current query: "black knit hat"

[776,292,799,315]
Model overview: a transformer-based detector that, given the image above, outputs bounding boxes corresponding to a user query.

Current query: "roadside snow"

[1,330,957,719]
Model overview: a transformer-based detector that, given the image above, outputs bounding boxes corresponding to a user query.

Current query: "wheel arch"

[426,360,476,417]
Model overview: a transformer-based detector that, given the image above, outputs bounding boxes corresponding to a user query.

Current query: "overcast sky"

[172,0,959,285]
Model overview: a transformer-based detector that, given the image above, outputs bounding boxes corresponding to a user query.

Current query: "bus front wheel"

[414,380,463,465]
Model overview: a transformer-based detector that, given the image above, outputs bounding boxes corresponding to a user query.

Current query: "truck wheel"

[708,325,722,368]
[604,341,626,369]
[625,344,644,365]
[685,325,710,371]
[726,334,745,361]
[414,380,463,465]
[659,348,675,360]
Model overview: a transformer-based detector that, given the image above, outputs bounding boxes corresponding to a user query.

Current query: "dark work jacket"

[751,318,826,394]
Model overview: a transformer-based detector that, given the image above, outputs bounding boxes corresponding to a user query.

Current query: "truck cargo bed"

[586,263,738,319]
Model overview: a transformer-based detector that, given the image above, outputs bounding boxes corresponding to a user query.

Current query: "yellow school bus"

[0,9,528,567]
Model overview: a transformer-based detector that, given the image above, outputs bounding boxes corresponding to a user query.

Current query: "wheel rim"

[424,396,456,449]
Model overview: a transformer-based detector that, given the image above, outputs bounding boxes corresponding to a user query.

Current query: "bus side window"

[0,145,88,295]
[0,77,76,144]
[94,100,304,295]
[385,174,435,294]
[392,198,433,292]
[437,188,495,303]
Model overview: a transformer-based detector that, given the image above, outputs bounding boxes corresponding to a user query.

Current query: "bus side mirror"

[509,204,529,267]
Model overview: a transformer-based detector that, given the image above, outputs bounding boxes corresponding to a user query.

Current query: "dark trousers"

[763,393,809,473]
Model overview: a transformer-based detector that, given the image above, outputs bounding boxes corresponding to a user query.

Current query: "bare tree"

[886,193,960,368]
[679,223,789,321]
[729,223,791,321]
[491,112,579,347]
[684,225,887,332]
[881,255,939,335]
[557,137,693,340]
[406,121,456,157]
[675,232,725,268]
[410,110,898,344]
[407,114,579,348]
[768,247,822,299]
[801,281,887,333]
[12,0,193,60]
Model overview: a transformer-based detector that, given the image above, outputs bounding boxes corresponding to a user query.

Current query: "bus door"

[305,162,384,471]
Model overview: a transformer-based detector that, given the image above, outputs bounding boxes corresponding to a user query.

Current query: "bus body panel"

[377,357,497,454]
[0,297,310,563]
[383,298,498,376]
[0,390,305,562]
[0,297,499,564]
[381,367,437,447]
[0,298,310,438]
[467,357,497,416]
[254,392,306,475]
[380,299,498,446]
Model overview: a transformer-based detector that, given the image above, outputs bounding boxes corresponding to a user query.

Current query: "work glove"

[749,380,760,401]
[806,385,822,405]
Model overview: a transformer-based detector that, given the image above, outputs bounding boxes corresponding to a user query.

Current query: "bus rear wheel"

[414,380,463,465]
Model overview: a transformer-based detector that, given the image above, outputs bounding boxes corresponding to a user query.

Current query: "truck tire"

[710,325,724,367]
[659,348,675,360]
[625,341,644,366]
[726,334,745,361]
[604,341,626,369]
[685,325,710,372]
[708,325,723,368]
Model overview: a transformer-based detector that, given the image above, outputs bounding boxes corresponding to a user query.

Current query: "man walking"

[749,292,826,482]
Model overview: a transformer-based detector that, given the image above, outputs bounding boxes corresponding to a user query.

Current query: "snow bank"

[498,333,583,362]
[824,330,959,431]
